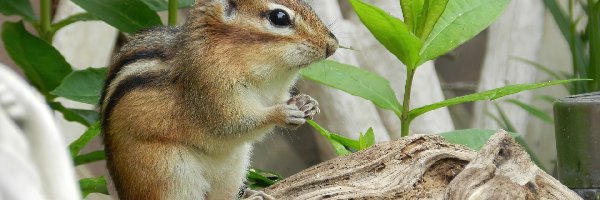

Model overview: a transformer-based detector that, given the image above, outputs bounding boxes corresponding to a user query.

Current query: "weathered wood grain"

[264,131,580,200]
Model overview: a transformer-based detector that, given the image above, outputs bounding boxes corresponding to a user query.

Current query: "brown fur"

[101,0,338,199]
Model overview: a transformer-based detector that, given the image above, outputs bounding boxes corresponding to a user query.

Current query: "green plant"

[543,0,600,94]
[301,0,585,160]
[0,0,278,195]
[491,0,600,130]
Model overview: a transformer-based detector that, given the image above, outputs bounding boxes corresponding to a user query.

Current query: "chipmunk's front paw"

[287,94,320,120]
[275,104,306,130]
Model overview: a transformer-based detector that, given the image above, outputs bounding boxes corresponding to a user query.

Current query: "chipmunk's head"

[186,0,338,68]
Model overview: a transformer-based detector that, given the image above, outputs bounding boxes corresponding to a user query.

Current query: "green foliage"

[350,0,422,69]
[141,0,195,11]
[351,0,510,67]
[49,102,98,126]
[79,177,109,198]
[308,120,353,156]
[52,68,108,105]
[1,21,72,96]
[0,0,37,22]
[359,128,376,150]
[307,120,376,156]
[301,60,402,116]
[69,122,101,158]
[71,0,162,34]
[51,13,98,33]
[246,168,283,189]
[542,0,600,93]
[419,0,511,64]
[408,80,581,120]
[74,151,106,166]
[413,0,450,40]
[305,0,581,158]
[400,0,426,33]
[343,0,514,136]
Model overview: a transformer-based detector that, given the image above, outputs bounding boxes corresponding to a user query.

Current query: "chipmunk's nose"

[325,32,339,58]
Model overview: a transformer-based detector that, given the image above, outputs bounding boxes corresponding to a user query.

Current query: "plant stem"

[168,0,179,26]
[40,0,52,41]
[400,69,416,137]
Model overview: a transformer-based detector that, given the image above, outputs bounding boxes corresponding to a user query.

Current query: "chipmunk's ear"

[192,0,237,20]
[222,0,237,20]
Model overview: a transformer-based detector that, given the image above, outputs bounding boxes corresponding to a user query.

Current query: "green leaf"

[359,128,376,150]
[69,122,101,158]
[400,0,425,33]
[71,0,162,34]
[141,0,195,11]
[301,60,402,115]
[51,13,99,32]
[0,0,37,22]
[409,80,582,120]
[307,120,353,156]
[49,102,99,126]
[440,129,546,171]
[1,21,73,96]
[74,151,106,166]
[350,0,422,68]
[51,67,107,105]
[505,99,554,124]
[417,0,450,40]
[419,0,511,64]
[246,168,283,189]
[306,120,375,154]
[69,109,100,125]
[79,177,109,198]
[329,134,360,151]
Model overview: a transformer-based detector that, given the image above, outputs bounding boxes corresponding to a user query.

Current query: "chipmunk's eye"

[268,9,292,27]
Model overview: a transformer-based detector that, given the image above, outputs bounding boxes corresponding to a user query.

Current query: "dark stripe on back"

[101,72,165,131]
[99,50,166,109]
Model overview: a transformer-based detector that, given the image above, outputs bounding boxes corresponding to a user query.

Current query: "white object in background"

[0,63,81,200]
[473,0,545,132]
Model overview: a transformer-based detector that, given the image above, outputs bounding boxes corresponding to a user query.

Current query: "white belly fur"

[167,143,253,200]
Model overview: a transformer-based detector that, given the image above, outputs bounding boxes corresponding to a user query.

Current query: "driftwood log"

[263,131,580,199]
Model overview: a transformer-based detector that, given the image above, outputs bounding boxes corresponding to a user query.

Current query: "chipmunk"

[99,0,338,199]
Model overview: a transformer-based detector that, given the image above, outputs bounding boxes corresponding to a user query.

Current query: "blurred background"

[0,0,579,199]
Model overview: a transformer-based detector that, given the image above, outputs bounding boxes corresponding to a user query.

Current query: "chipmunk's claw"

[278,104,306,130]
[288,94,320,120]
